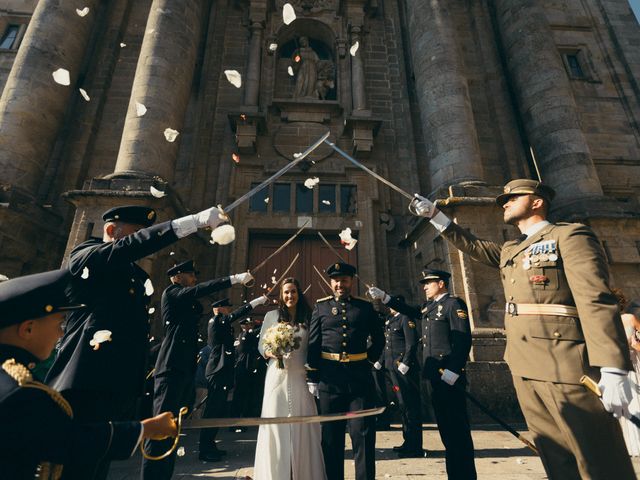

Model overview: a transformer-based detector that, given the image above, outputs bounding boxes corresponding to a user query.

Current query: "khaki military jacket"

[441,221,630,384]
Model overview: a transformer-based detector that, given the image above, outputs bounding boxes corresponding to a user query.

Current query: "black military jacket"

[234,327,261,372]
[379,312,419,371]
[308,295,385,393]
[0,345,141,480]
[387,293,472,380]
[204,303,253,383]
[47,222,179,396]
[154,277,231,376]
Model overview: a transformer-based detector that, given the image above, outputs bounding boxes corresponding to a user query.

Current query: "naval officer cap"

[495,179,556,207]
[419,269,451,284]
[211,298,232,308]
[326,262,356,278]
[102,205,157,227]
[0,270,85,328]
[167,260,199,277]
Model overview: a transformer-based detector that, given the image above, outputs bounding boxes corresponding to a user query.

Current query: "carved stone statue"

[291,37,334,100]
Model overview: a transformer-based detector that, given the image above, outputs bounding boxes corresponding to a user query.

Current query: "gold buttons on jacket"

[553,331,561,338]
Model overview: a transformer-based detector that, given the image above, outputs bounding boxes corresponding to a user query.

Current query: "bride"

[252,277,327,480]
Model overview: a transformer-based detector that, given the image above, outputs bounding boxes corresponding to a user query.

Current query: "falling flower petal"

[156,7,170,14]
[350,41,359,56]
[52,68,71,86]
[224,70,242,88]
[79,88,90,101]
[271,276,277,284]
[144,278,154,296]
[322,200,331,205]
[76,7,90,17]
[264,197,270,203]
[273,269,277,274]
[135,102,147,116]
[287,66,294,77]
[304,177,320,189]
[120,42,126,48]
[339,227,358,250]
[81,267,90,279]
[164,128,179,142]
[148,307,156,314]
[282,3,296,25]
[268,43,278,52]
[293,152,302,159]
[177,446,185,457]
[232,153,240,164]
[89,330,112,350]
[210,224,236,245]
[150,186,166,198]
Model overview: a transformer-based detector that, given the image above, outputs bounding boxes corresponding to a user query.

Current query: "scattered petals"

[282,3,296,25]
[81,267,90,279]
[210,224,236,245]
[322,200,331,205]
[120,42,126,48]
[271,276,277,284]
[304,177,320,189]
[169,251,175,256]
[287,66,294,77]
[144,278,154,296]
[164,128,179,142]
[273,269,277,274]
[135,102,147,117]
[268,43,278,52]
[294,55,301,63]
[79,88,90,101]
[150,186,166,198]
[293,152,302,159]
[264,197,270,204]
[76,7,90,17]
[224,70,242,88]
[89,330,112,350]
[52,68,71,86]
[232,153,240,164]
[177,446,185,457]
[339,227,358,250]
[148,307,156,314]
[350,41,359,56]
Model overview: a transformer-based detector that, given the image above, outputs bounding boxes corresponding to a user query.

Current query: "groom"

[307,262,385,480]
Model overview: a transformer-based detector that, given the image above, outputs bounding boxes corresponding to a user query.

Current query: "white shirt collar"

[523,220,550,238]
[433,292,448,302]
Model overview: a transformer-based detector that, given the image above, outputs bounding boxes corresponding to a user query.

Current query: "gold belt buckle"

[339,352,349,362]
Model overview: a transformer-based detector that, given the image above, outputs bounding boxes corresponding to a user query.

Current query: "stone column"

[407,0,484,189]
[494,0,604,204]
[0,0,101,195]
[243,21,264,107]
[112,0,203,181]
[350,25,367,112]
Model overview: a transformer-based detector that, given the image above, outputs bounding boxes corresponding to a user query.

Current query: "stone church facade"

[1,0,639,417]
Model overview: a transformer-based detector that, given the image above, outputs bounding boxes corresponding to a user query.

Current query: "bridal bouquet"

[262,322,301,369]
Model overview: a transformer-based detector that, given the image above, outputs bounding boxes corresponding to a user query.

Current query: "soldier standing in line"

[307,262,385,480]
[407,179,638,479]
[141,260,253,479]
[230,318,262,428]
[373,296,423,458]
[199,296,267,462]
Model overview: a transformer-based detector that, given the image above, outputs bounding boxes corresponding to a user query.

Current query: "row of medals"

[522,252,558,270]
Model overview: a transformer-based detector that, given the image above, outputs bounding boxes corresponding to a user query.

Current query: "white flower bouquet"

[262,322,301,369]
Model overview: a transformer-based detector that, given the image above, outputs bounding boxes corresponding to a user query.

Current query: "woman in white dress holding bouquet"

[252,277,327,480]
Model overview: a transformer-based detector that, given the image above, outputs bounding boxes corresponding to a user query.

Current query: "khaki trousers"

[513,376,635,480]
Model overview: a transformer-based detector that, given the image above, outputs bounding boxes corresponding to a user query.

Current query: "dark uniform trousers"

[199,376,230,453]
[388,366,422,450]
[308,295,385,480]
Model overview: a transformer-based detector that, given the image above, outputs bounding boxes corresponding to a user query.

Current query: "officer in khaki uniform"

[405,179,638,479]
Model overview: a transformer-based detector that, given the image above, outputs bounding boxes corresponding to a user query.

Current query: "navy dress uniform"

[307,263,385,480]
[378,298,422,455]
[0,270,144,480]
[231,319,263,420]
[386,270,476,479]
[142,260,232,479]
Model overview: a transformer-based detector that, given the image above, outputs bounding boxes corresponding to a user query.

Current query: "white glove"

[231,272,254,285]
[410,194,436,218]
[441,369,459,386]
[373,361,382,370]
[172,206,228,238]
[307,383,320,398]
[249,295,269,308]
[398,362,410,375]
[368,287,390,304]
[599,368,636,419]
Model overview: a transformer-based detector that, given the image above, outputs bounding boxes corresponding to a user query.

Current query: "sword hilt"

[140,406,188,461]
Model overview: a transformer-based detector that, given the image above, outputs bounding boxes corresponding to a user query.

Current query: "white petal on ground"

[304,177,320,189]
[164,128,179,142]
[148,307,156,314]
[287,66,294,77]
[135,102,147,116]
[268,43,278,52]
[52,68,71,86]
[150,186,166,198]
[350,41,359,56]
[339,227,358,251]
[282,3,296,25]
[120,42,126,48]
[81,267,90,279]
[79,88,90,101]
[224,70,242,88]
[76,7,90,17]
[210,224,236,245]
[322,200,331,205]
[144,278,154,296]
[89,330,112,350]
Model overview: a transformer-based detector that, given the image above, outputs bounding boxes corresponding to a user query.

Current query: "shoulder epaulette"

[316,296,333,302]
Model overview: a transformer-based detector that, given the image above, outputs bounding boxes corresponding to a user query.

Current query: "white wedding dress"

[253,310,327,480]
[620,324,640,456]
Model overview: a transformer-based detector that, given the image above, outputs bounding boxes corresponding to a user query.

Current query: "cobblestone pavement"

[108,423,640,479]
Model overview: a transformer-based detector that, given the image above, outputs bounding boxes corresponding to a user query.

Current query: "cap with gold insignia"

[102,205,157,227]
[495,179,556,207]
[419,269,451,284]
[326,262,356,278]
[167,260,199,277]
[0,269,85,328]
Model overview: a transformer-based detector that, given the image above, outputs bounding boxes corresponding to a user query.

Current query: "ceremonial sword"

[264,252,300,296]
[317,232,372,289]
[581,375,640,428]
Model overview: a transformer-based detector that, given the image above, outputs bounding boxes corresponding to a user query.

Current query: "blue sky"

[630,0,640,23]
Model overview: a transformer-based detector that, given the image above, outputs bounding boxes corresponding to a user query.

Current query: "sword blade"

[317,232,371,289]
[182,406,385,429]
[265,252,300,296]
[223,132,330,213]
[251,219,309,274]
[324,139,414,201]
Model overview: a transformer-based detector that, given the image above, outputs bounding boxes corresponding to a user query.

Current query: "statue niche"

[277,37,335,101]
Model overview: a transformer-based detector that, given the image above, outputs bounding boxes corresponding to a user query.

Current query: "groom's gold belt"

[322,352,368,362]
